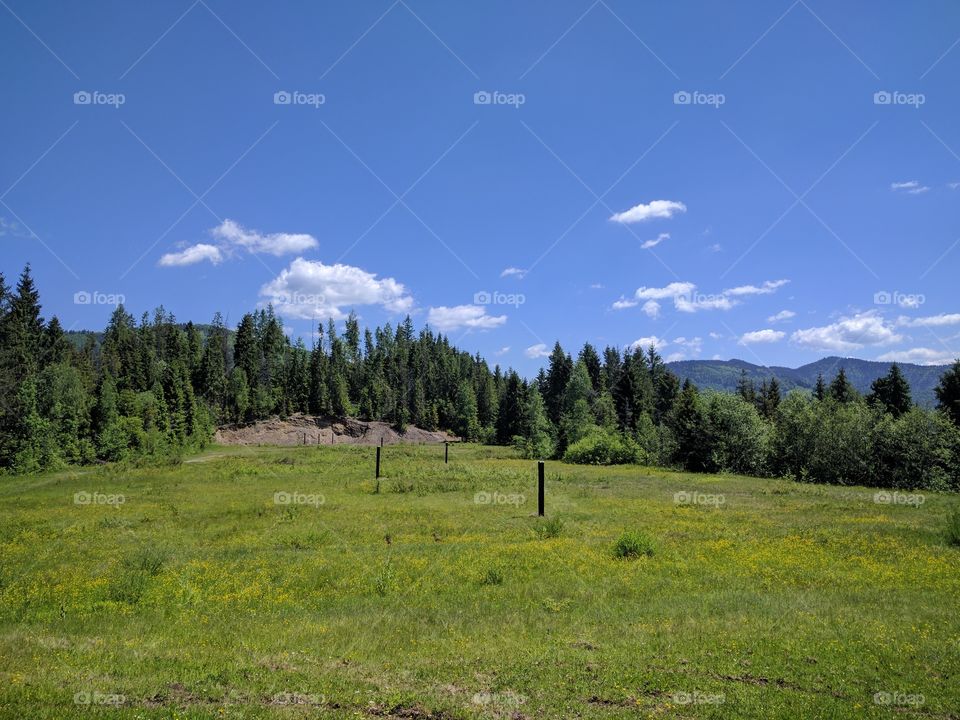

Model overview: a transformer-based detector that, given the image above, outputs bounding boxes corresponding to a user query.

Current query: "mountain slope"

[667,357,952,407]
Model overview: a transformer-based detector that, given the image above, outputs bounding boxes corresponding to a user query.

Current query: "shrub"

[563,428,640,465]
[705,392,769,475]
[480,567,504,585]
[534,516,564,539]
[614,531,654,559]
[945,507,960,547]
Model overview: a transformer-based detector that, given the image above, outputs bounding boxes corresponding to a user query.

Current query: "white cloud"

[949,182,960,190]
[213,219,317,256]
[725,279,789,296]
[739,329,785,345]
[525,343,550,359]
[622,279,787,315]
[612,297,639,310]
[673,336,703,355]
[158,243,223,267]
[709,331,723,340]
[891,180,930,195]
[898,313,960,327]
[791,311,902,352]
[877,347,959,365]
[426,305,507,332]
[707,243,722,252]
[665,352,686,362]
[609,200,686,224]
[641,232,670,249]
[260,257,413,320]
[635,281,696,300]
[674,294,736,313]
[629,335,667,351]
[768,309,796,323]
[495,346,510,356]
[500,267,527,279]
[641,299,661,318]
[589,283,605,289]
[160,219,318,267]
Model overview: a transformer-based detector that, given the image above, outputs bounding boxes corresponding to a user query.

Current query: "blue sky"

[2,0,959,372]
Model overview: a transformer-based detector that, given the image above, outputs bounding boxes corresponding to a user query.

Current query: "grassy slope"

[1,444,958,719]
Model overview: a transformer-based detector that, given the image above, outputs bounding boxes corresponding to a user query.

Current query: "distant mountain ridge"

[667,357,953,407]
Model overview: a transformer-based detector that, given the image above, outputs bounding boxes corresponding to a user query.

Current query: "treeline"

[3,264,960,491]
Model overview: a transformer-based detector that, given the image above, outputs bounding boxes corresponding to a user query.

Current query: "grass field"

[1,443,958,719]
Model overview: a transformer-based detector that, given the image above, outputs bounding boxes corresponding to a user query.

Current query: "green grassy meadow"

[1,443,958,718]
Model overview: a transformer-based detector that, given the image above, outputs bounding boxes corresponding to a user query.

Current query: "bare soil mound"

[214,414,458,446]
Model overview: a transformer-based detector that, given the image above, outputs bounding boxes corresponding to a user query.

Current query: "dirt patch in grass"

[214,413,457,447]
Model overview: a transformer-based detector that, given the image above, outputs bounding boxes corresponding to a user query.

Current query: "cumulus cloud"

[739,329,785,345]
[500,267,527,279]
[877,347,959,365]
[160,219,318,267]
[768,309,796,323]
[611,297,639,310]
[629,335,668,351]
[495,346,510,356]
[791,311,902,352]
[635,281,697,300]
[609,200,686,224]
[725,279,789,296]
[525,343,550,359]
[158,243,223,267]
[621,279,787,314]
[641,300,661,318]
[641,232,670,249]
[426,305,507,332]
[891,180,930,195]
[260,257,413,320]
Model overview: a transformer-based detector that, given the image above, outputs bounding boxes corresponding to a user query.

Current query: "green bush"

[534,516,564,539]
[945,507,960,547]
[563,428,641,465]
[614,531,654,559]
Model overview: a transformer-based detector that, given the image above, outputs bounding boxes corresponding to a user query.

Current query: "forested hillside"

[669,357,950,406]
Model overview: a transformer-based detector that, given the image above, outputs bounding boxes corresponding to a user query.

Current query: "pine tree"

[867,363,912,418]
[829,368,857,404]
[668,379,712,472]
[935,359,960,427]
[814,373,827,401]
[736,370,756,404]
